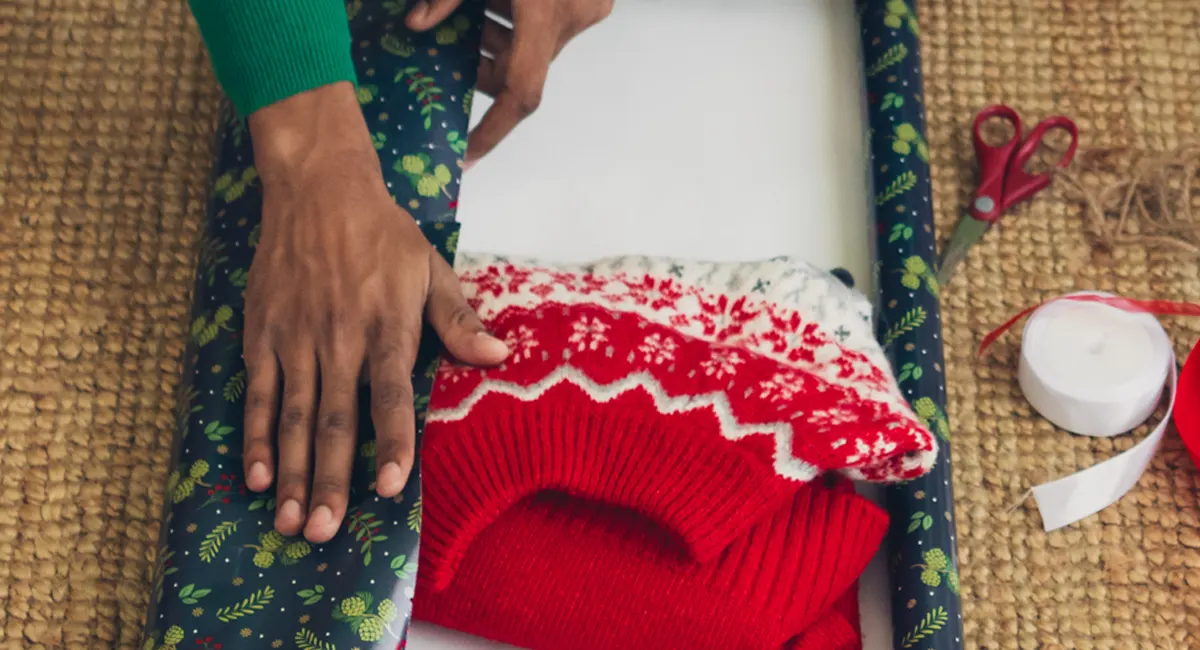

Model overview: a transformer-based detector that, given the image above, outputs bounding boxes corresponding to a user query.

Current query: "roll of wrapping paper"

[856,0,965,648]
[138,2,484,649]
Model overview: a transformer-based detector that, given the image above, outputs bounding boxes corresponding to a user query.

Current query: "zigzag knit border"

[428,365,932,483]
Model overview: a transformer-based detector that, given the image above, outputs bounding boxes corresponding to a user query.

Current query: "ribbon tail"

[1032,361,1177,531]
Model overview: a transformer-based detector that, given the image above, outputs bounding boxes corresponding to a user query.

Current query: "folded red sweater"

[415,480,884,649]
[413,255,937,649]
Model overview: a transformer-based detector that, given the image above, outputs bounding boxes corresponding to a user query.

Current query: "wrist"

[248,82,380,184]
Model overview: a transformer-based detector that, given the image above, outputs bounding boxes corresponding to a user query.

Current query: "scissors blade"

[936,215,992,286]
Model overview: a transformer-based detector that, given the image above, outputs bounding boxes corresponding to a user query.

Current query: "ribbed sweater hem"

[421,383,802,592]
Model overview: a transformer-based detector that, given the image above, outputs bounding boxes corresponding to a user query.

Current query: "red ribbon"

[1176,339,1200,469]
[977,294,1200,358]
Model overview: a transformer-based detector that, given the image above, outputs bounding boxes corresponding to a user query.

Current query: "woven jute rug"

[925,0,1200,648]
[4,0,1200,648]
[0,0,220,647]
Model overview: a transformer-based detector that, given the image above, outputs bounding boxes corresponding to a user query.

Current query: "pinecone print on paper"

[169,460,212,504]
[882,0,918,35]
[282,540,312,564]
[914,548,960,595]
[332,590,399,642]
[378,598,398,622]
[341,596,368,617]
[245,531,311,569]
[163,626,184,645]
[913,397,950,440]
[899,256,938,297]
[261,530,285,553]
[395,153,453,198]
[359,616,386,642]
[190,460,209,478]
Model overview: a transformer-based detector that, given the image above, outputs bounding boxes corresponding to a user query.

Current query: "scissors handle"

[970,105,1024,222]
[970,105,1080,222]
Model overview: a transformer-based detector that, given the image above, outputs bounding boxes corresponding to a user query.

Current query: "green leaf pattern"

[295,627,337,650]
[396,66,446,130]
[882,307,927,346]
[214,586,275,622]
[346,509,388,567]
[901,606,948,648]
[876,170,917,205]
[390,554,418,580]
[199,520,238,562]
[297,584,326,606]
[866,43,908,77]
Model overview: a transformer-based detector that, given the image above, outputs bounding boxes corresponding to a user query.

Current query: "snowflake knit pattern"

[419,254,937,595]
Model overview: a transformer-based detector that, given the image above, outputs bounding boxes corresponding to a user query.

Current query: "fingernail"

[309,505,334,531]
[463,159,476,172]
[247,462,270,489]
[378,462,407,496]
[277,499,303,531]
[478,331,510,357]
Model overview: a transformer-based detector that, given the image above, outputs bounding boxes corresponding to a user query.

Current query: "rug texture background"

[925,1,1200,648]
[2,0,1200,648]
[0,0,220,647]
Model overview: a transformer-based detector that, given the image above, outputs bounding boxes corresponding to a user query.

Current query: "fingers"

[305,334,366,543]
[242,348,280,493]
[475,55,507,99]
[465,6,555,164]
[406,0,464,31]
[426,252,509,366]
[480,16,513,58]
[369,319,421,499]
[477,19,514,100]
[274,346,318,536]
[465,94,539,163]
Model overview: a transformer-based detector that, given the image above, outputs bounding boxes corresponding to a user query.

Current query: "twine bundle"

[1060,146,1200,255]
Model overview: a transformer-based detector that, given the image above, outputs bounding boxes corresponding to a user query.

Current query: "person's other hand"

[407,0,613,164]
[243,83,510,543]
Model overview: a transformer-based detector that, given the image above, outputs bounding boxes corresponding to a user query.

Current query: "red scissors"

[936,105,1079,285]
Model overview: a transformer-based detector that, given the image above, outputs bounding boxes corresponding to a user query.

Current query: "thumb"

[406,0,464,31]
[426,252,509,365]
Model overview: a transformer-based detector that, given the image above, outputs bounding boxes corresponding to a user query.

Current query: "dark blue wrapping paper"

[857,0,965,648]
[140,2,484,648]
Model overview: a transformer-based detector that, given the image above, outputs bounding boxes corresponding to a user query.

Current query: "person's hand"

[242,83,510,543]
[407,0,613,164]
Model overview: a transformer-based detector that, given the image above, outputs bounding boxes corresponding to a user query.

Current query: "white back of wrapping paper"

[414,0,886,646]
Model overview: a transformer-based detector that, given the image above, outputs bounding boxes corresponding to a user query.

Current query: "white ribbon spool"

[1016,292,1178,532]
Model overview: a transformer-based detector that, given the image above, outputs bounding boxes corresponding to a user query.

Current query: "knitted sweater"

[412,254,938,649]
[189,0,356,115]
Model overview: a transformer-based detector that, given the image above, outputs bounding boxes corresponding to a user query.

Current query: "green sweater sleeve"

[190,0,358,117]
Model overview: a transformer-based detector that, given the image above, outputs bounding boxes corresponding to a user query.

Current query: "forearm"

[190,0,357,117]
